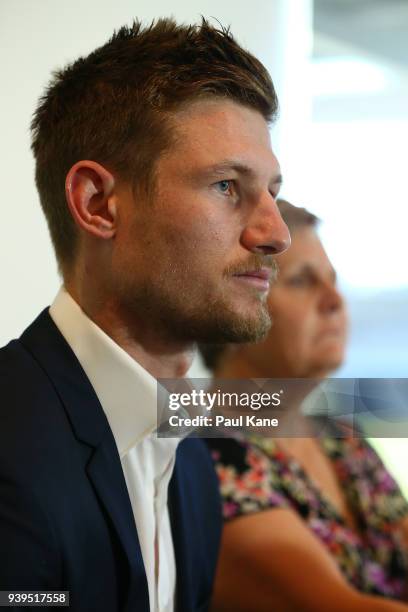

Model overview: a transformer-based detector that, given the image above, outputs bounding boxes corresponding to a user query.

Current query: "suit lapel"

[86,443,150,611]
[168,456,193,612]
[20,309,149,611]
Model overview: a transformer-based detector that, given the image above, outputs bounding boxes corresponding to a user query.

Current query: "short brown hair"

[199,198,319,372]
[276,198,318,232]
[31,18,278,274]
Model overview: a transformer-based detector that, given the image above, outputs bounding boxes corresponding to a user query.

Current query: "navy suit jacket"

[0,310,221,611]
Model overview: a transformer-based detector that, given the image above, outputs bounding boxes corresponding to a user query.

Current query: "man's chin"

[226,314,272,344]
[187,306,272,344]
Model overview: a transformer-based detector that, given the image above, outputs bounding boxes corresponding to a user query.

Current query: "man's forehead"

[172,98,271,143]
[167,99,279,177]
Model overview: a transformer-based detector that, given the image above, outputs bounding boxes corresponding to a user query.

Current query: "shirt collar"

[49,287,176,458]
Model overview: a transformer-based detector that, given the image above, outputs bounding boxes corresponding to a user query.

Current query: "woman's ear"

[65,160,117,239]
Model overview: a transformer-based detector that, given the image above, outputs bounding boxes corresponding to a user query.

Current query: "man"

[0,18,289,612]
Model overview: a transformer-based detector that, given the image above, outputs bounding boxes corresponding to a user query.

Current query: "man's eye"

[215,180,233,194]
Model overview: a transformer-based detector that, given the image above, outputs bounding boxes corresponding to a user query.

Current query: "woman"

[201,199,408,611]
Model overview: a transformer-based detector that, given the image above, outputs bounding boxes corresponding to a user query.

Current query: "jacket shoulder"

[0,339,65,426]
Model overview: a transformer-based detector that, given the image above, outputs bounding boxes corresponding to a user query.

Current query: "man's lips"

[232,268,273,291]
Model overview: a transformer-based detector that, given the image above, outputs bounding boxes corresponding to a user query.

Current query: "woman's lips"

[315,327,345,343]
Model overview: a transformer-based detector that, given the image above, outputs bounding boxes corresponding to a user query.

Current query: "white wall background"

[0,0,312,346]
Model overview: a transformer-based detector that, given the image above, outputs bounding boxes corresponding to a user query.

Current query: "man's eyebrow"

[200,160,283,184]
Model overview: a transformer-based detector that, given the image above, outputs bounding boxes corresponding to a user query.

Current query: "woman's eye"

[289,277,304,287]
[287,275,312,288]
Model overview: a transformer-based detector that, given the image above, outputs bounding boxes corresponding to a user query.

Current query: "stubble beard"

[116,257,276,346]
[131,277,272,345]
[182,288,273,344]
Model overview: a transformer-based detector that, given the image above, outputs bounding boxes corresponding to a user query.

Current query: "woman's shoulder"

[204,435,292,520]
[205,434,270,472]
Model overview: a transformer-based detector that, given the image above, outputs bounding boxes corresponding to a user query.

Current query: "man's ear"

[65,161,117,239]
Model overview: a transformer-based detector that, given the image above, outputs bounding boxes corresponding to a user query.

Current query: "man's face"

[113,99,290,343]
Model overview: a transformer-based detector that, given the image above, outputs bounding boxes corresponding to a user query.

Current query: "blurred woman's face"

[246,226,348,378]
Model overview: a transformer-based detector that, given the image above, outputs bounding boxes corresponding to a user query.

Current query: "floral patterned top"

[206,435,408,599]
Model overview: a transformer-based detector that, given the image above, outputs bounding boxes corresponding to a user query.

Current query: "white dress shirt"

[50,288,179,612]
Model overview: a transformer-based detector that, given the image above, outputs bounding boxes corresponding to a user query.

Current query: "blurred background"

[1,0,407,489]
[311,0,408,379]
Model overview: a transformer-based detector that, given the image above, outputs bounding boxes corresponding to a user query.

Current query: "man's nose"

[240,194,291,255]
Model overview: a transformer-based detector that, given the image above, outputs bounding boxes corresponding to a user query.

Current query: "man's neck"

[65,285,194,379]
